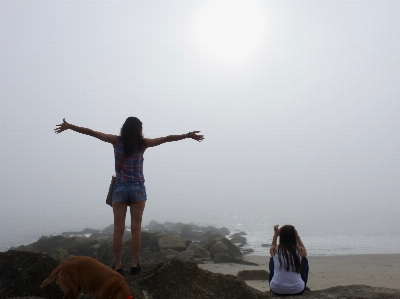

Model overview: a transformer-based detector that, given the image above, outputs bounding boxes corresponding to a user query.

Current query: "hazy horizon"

[1,1,400,245]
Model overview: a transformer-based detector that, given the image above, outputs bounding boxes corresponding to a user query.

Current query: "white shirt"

[270,251,305,295]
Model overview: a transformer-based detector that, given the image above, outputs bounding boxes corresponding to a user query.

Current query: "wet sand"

[198,254,400,292]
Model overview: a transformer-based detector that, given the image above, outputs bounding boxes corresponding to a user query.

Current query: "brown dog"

[40,256,133,299]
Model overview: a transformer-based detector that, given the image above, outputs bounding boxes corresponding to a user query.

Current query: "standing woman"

[269,225,309,295]
[54,117,204,274]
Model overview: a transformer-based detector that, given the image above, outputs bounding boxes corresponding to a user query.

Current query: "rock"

[135,258,268,299]
[180,225,202,241]
[186,243,211,258]
[148,220,161,230]
[203,237,242,259]
[101,224,115,234]
[176,251,195,262]
[261,243,271,247]
[230,235,247,245]
[160,249,179,256]
[213,253,258,265]
[237,270,269,280]
[137,249,169,265]
[219,237,243,258]
[3,251,400,299]
[218,227,230,236]
[200,231,224,243]
[0,250,63,299]
[61,227,100,237]
[266,285,400,298]
[157,235,187,252]
[141,231,168,250]
[13,235,99,261]
[210,241,232,258]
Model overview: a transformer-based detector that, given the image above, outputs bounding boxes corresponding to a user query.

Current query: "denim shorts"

[112,181,147,204]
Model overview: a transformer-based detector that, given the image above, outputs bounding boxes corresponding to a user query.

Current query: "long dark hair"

[120,117,145,156]
[277,225,301,273]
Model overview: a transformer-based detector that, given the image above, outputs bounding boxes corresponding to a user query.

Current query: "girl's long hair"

[120,117,145,156]
[277,225,301,273]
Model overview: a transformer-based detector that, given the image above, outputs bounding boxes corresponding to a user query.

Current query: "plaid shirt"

[114,137,144,183]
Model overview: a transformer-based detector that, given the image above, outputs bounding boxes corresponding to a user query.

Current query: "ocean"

[2,216,400,256]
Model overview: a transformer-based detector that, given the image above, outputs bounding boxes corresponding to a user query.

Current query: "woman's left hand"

[273,225,280,236]
[187,131,205,142]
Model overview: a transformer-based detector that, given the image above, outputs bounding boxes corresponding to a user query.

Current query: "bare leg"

[129,200,146,267]
[112,202,128,270]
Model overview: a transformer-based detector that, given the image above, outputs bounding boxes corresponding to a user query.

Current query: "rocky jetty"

[2,251,400,299]
[11,221,253,266]
[0,250,265,299]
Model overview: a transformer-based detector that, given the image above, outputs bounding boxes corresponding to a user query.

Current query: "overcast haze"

[1,1,400,242]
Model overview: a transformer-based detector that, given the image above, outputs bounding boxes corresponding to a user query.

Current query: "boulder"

[186,243,210,258]
[135,259,267,299]
[14,235,99,261]
[0,250,63,299]
[176,251,195,262]
[218,227,231,236]
[237,270,269,280]
[213,253,258,265]
[200,231,224,243]
[210,241,232,258]
[230,235,247,245]
[148,220,161,230]
[267,285,400,299]
[160,249,179,256]
[180,225,202,241]
[204,237,243,259]
[3,251,400,299]
[220,237,243,258]
[157,235,187,252]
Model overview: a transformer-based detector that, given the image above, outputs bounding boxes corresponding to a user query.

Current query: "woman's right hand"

[54,118,71,134]
[273,225,280,236]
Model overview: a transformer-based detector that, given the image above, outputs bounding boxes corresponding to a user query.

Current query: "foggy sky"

[1,1,400,240]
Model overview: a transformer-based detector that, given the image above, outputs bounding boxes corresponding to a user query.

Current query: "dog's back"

[40,256,132,299]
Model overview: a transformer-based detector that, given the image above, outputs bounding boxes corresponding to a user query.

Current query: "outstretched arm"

[54,118,118,145]
[144,131,204,149]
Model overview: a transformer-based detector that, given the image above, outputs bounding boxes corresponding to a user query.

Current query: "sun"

[192,2,267,65]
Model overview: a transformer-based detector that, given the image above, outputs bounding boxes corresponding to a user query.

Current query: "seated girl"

[269,225,309,295]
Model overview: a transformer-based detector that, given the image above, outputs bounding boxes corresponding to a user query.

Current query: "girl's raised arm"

[144,131,204,149]
[54,118,117,145]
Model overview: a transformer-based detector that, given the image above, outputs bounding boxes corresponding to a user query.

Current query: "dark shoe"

[130,263,141,275]
[113,264,123,275]
[305,286,310,291]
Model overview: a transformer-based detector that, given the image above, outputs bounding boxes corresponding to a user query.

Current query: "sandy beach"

[198,254,400,292]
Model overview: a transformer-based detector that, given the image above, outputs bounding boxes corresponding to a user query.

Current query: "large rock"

[210,241,232,258]
[186,243,210,258]
[14,235,99,262]
[135,259,268,299]
[237,270,269,280]
[180,225,202,241]
[267,285,400,298]
[218,227,230,236]
[0,250,63,299]
[205,237,243,259]
[230,233,247,245]
[214,253,258,265]
[3,252,400,299]
[200,231,224,243]
[157,235,187,252]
